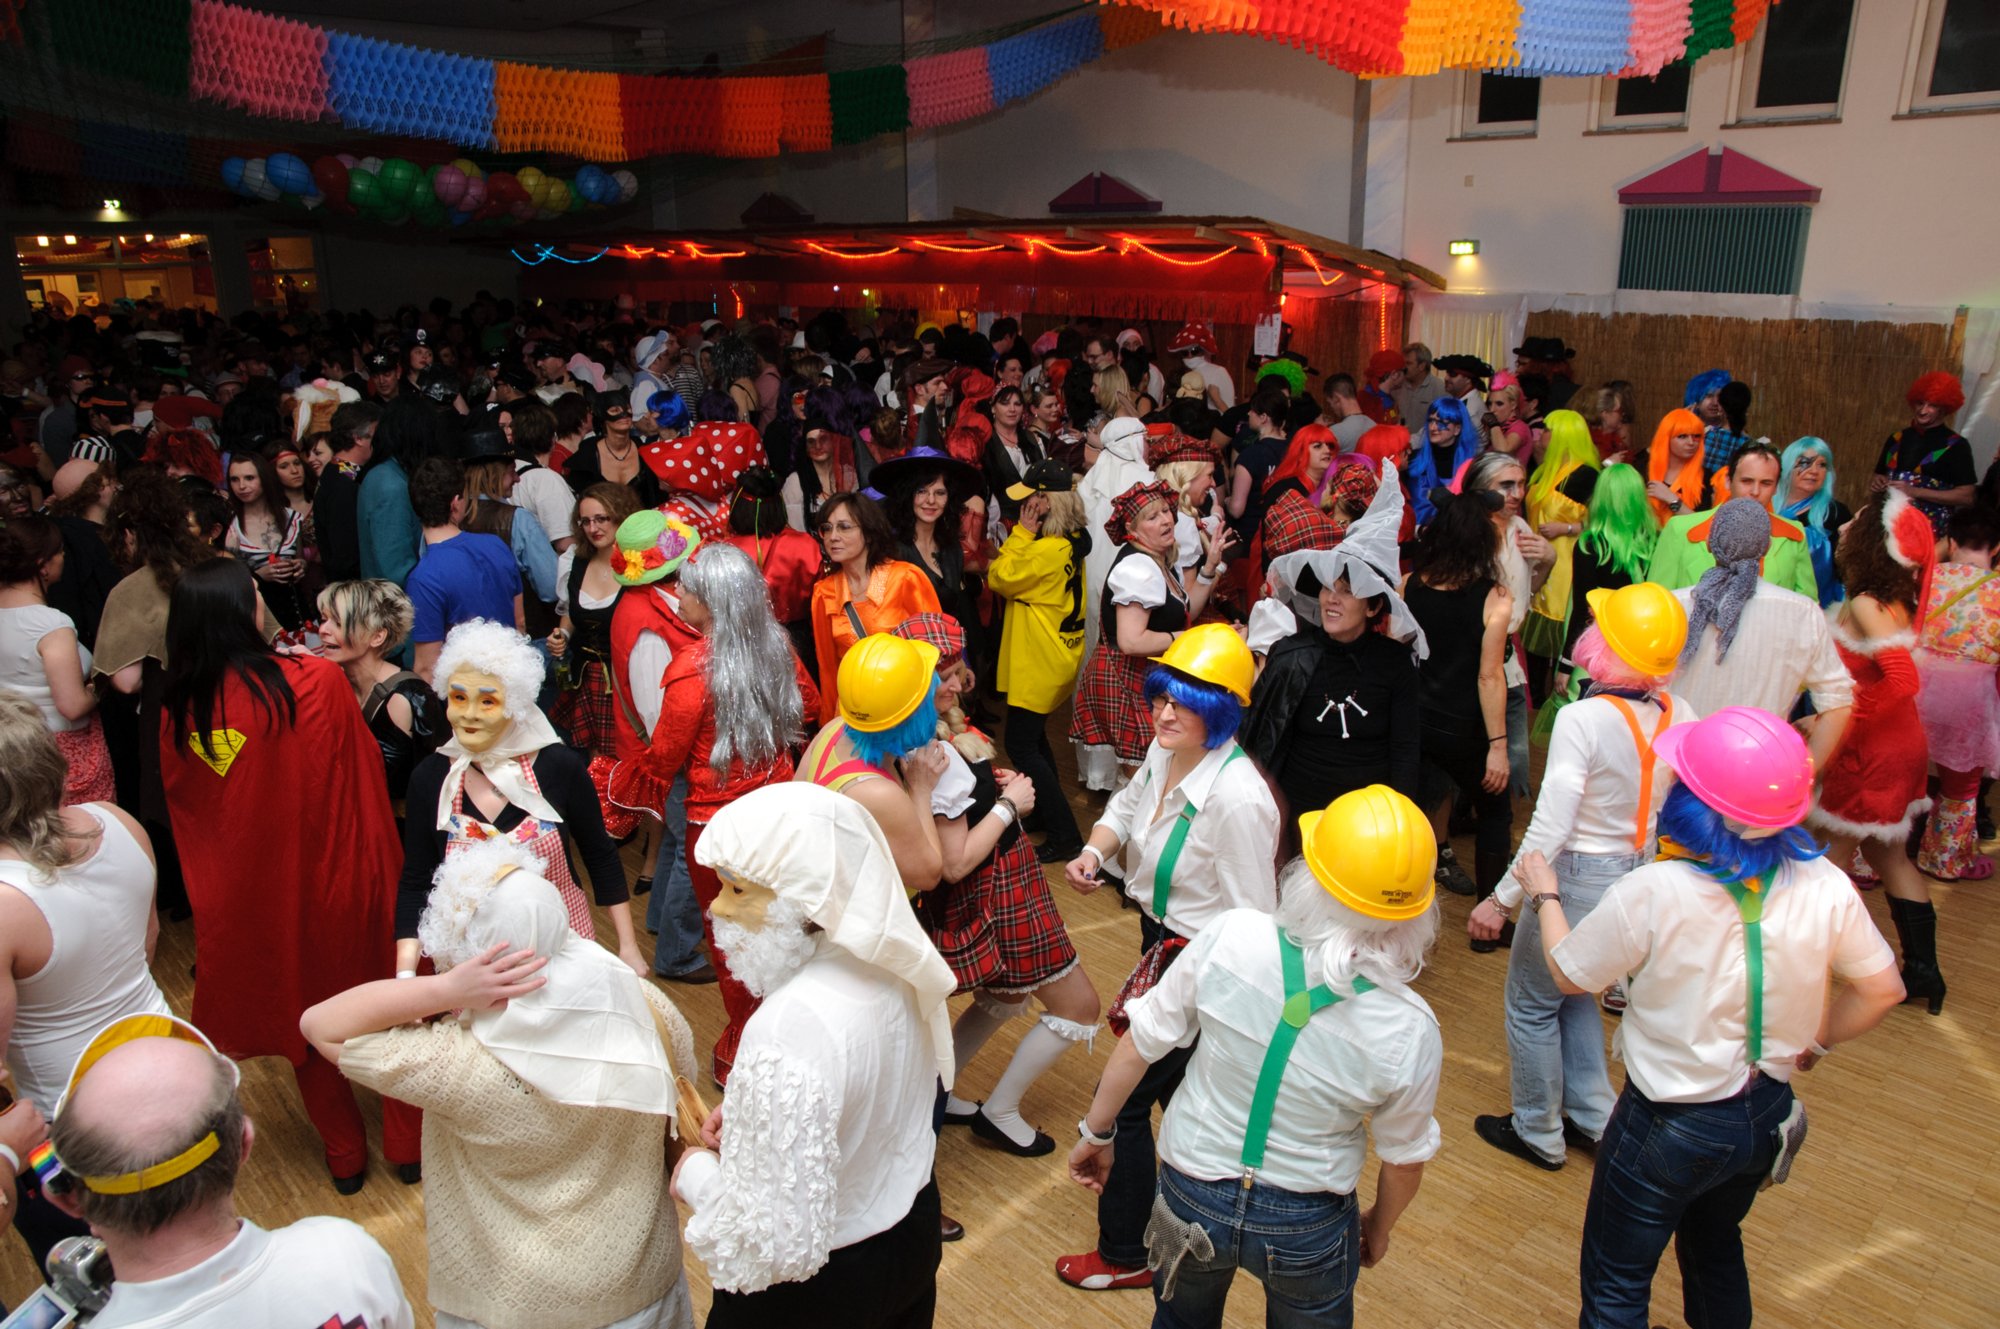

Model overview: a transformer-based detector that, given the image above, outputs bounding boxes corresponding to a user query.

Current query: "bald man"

[47,1021,413,1329]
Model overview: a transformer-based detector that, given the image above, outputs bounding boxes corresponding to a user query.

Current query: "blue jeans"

[1579,1075,1794,1329]
[1151,1166,1359,1329]
[645,775,704,977]
[1505,848,1646,1161]
[1507,682,1531,799]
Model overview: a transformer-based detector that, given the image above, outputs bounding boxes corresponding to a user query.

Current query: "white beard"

[711,895,817,997]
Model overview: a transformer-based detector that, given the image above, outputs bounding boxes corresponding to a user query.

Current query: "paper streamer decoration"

[988,10,1104,106]
[779,73,833,153]
[907,48,994,131]
[1625,0,1695,76]
[1683,0,1738,64]
[714,76,786,157]
[1513,0,1634,77]
[190,1,328,121]
[829,65,910,145]
[1098,5,1165,51]
[494,62,625,158]
[1730,0,1770,44]
[46,0,193,97]
[324,30,494,146]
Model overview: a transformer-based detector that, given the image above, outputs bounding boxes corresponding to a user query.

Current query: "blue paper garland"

[324,31,495,147]
[987,10,1104,106]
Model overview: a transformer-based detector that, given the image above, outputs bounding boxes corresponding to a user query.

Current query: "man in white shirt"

[1167,323,1234,410]
[1323,373,1374,451]
[1671,580,1852,774]
[676,784,956,1328]
[45,1015,413,1329]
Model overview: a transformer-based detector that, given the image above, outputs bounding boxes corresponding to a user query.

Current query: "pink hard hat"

[1650,706,1813,830]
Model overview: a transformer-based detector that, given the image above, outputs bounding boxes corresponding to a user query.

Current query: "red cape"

[159,655,400,1065]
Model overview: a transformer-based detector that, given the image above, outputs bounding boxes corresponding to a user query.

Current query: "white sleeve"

[1803,612,1856,711]
[1368,1015,1444,1167]
[554,548,575,617]
[1209,764,1281,912]
[516,469,575,550]
[1107,555,1169,609]
[681,1048,843,1294]
[1095,760,1150,846]
[1125,912,1227,1063]
[930,744,978,820]
[631,629,671,732]
[782,473,807,533]
[1245,599,1296,656]
[1551,870,1657,994]
[1501,705,1593,907]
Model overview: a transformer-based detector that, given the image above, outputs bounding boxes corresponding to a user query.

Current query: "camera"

[0,1238,114,1328]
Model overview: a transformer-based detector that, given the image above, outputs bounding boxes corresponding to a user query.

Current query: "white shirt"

[1498,692,1699,907]
[678,947,936,1293]
[629,586,683,732]
[1552,856,1895,1103]
[1245,598,1295,656]
[1670,582,1854,721]
[511,463,575,552]
[0,604,91,731]
[1182,354,1234,409]
[1078,445,1155,655]
[1096,740,1280,937]
[1495,515,1532,688]
[92,1218,413,1329]
[554,548,618,619]
[1128,908,1442,1194]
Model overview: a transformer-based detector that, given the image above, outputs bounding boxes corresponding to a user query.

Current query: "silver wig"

[1273,858,1439,989]
[677,542,804,775]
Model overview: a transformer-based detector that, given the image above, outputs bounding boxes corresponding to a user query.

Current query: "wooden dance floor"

[8,731,1996,1328]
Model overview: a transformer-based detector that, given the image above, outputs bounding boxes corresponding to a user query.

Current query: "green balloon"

[566,179,586,212]
[348,170,382,213]
[377,158,419,207]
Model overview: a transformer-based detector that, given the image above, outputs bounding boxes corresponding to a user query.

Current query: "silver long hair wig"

[1273,858,1439,989]
[678,542,804,775]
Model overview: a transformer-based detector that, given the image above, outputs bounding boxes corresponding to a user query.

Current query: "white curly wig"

[430,619,545,719]
[418,836,544,968]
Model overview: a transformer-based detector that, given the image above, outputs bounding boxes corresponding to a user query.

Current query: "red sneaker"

[1055,1250,1153,1290]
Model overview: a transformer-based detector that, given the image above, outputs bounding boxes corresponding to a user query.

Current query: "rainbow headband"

[54,1014,241,1195]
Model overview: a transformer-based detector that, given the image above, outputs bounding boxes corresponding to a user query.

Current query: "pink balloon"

[433,163,467,208]
[335,153,358,169]
[459,175,487,211]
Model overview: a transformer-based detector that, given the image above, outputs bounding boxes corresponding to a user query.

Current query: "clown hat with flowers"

[612,510,701,587]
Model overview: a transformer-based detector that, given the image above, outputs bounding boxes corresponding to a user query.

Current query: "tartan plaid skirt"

[551,657,617,758]
[919,834,1078,995]
[1071,645,1154,765]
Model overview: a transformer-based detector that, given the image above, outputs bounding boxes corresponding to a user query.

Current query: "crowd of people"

[0,289,1982,1329]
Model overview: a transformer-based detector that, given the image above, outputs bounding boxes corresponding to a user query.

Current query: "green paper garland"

[829,65,910,146]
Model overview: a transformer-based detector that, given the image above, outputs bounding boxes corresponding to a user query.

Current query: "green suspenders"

[1240,927,1376,1177]
[1715,873,1773,1065]
[1148,744,1246,921]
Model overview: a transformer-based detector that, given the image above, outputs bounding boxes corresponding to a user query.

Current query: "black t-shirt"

[1878,424,1975,488]
[1230,434,1288,539]
[1275,632,1420,816]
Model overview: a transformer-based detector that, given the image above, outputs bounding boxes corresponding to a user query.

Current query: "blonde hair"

[316,579,415,655]
[1042,490,1087,539]
[1154,460,1215,516]
[1488,384,1523,415]
[1094,366,1133,417]
[0,690,96,874]
[460,458,516,531]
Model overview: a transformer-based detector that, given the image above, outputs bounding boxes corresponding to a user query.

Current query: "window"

[246,236,319,311]
[14,233,215,315]
[1617,206,1811,295]
[1733,0,1857,123]
[1595,64,1692,131]
[1902,0,2000,114]
[1457,71,1541,138]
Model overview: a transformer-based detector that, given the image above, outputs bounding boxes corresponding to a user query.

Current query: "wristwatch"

[1528,892,1561,914]
[1078,1117,1117,1146]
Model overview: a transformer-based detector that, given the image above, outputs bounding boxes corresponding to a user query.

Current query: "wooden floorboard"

[8,717,1996,1328]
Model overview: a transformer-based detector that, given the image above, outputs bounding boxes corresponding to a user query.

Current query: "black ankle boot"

[1887,897,1948,1016]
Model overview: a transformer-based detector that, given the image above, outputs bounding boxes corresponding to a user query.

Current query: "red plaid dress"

[1073,546,1187,765]
[917,755,1078,994]
[1260,485,1344,564]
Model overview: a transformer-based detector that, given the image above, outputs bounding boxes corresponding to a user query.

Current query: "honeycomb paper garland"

[1512,0,1633,76]
[1624,0,1693,76]
[779,73,833,153]
[829,65,910,145]
[1683,0,1738,63]
[987,10,1104,106]
[907,48,994,131]
[190,0,328,122]
[325,30,494,146]
[495,62,624,158]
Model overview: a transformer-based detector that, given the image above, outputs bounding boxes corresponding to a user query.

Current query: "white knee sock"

[981,1013,1096,1148]
[945,992,1025,1116]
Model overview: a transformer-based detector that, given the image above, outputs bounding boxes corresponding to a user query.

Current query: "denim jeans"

[1579,1075,1794,1329]
[1506,682,1531,799]
[645,775,704,977]
[1151,1166,1359,1329]
[1100,913,1196,1267]
[1506,848,1647,1161]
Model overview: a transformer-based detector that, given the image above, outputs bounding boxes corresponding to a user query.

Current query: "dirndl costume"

[1073,544,1188,778]
[445,755,596,938]
[1811,630,1931,843]
[53,714,116,805]
[917,750,1077,995]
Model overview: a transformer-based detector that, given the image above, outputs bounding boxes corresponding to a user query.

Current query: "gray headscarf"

[1681,498,1771,663]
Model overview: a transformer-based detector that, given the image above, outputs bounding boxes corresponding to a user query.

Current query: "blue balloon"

[221,156,247,193]
[576,164,609,205]
[266,152,313,196]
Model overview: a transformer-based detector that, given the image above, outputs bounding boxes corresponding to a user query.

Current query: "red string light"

[913,239,1005,254]
[622,244,657,259]
[1119,239,1235,268]
[805,242,903,259]
[686,243,748,259]
[1020,237,1107,256]
[1284,243,1342,287]
[730,285,744,319]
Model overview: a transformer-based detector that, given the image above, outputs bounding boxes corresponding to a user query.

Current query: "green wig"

[1577,462,1658,584]
[1527,409,1602,515]
[1254,358,1306,396]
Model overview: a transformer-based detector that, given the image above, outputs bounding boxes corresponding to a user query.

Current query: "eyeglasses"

[820,520,860,535]
[580,514,615,527]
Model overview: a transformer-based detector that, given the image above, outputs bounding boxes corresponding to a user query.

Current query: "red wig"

[1907,372,1965,414]
[143,428,224,488]
[1355,423,1409,468]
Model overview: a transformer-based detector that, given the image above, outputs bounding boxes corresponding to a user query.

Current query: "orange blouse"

[809,559,943,722]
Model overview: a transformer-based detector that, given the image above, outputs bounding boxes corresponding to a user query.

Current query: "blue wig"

[845,672,941,769]
[648,389,691,432]
[1142,665,1242,749]
[1656,783,1825,886]
[1425,394,1474,441]
[1683,369,1731,408]
[1777,436,1836,530]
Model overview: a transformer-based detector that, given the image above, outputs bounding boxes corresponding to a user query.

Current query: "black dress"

[361,670,449,802]
[1405,575,1512,893]
[564,438,663,507]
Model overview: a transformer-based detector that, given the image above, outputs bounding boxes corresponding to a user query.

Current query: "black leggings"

[1418,729,1513,898]
[1004,704,1083,856]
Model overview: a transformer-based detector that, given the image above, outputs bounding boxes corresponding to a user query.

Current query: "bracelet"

[0,1143,19,1176]
[1489,735,1507,744]
[396,969,417,980]
[1079,844,1105,866]
[990,800,1016,829]
[1077,1116,1117,1146]
[1196,566,1217,583]
[1808,1038,1832,1057]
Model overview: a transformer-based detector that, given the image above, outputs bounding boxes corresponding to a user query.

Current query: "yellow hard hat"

[1150,622,1255,705]
[1585,582,1687,679]
[836,633,940,733]
[1299,785,1437,921]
